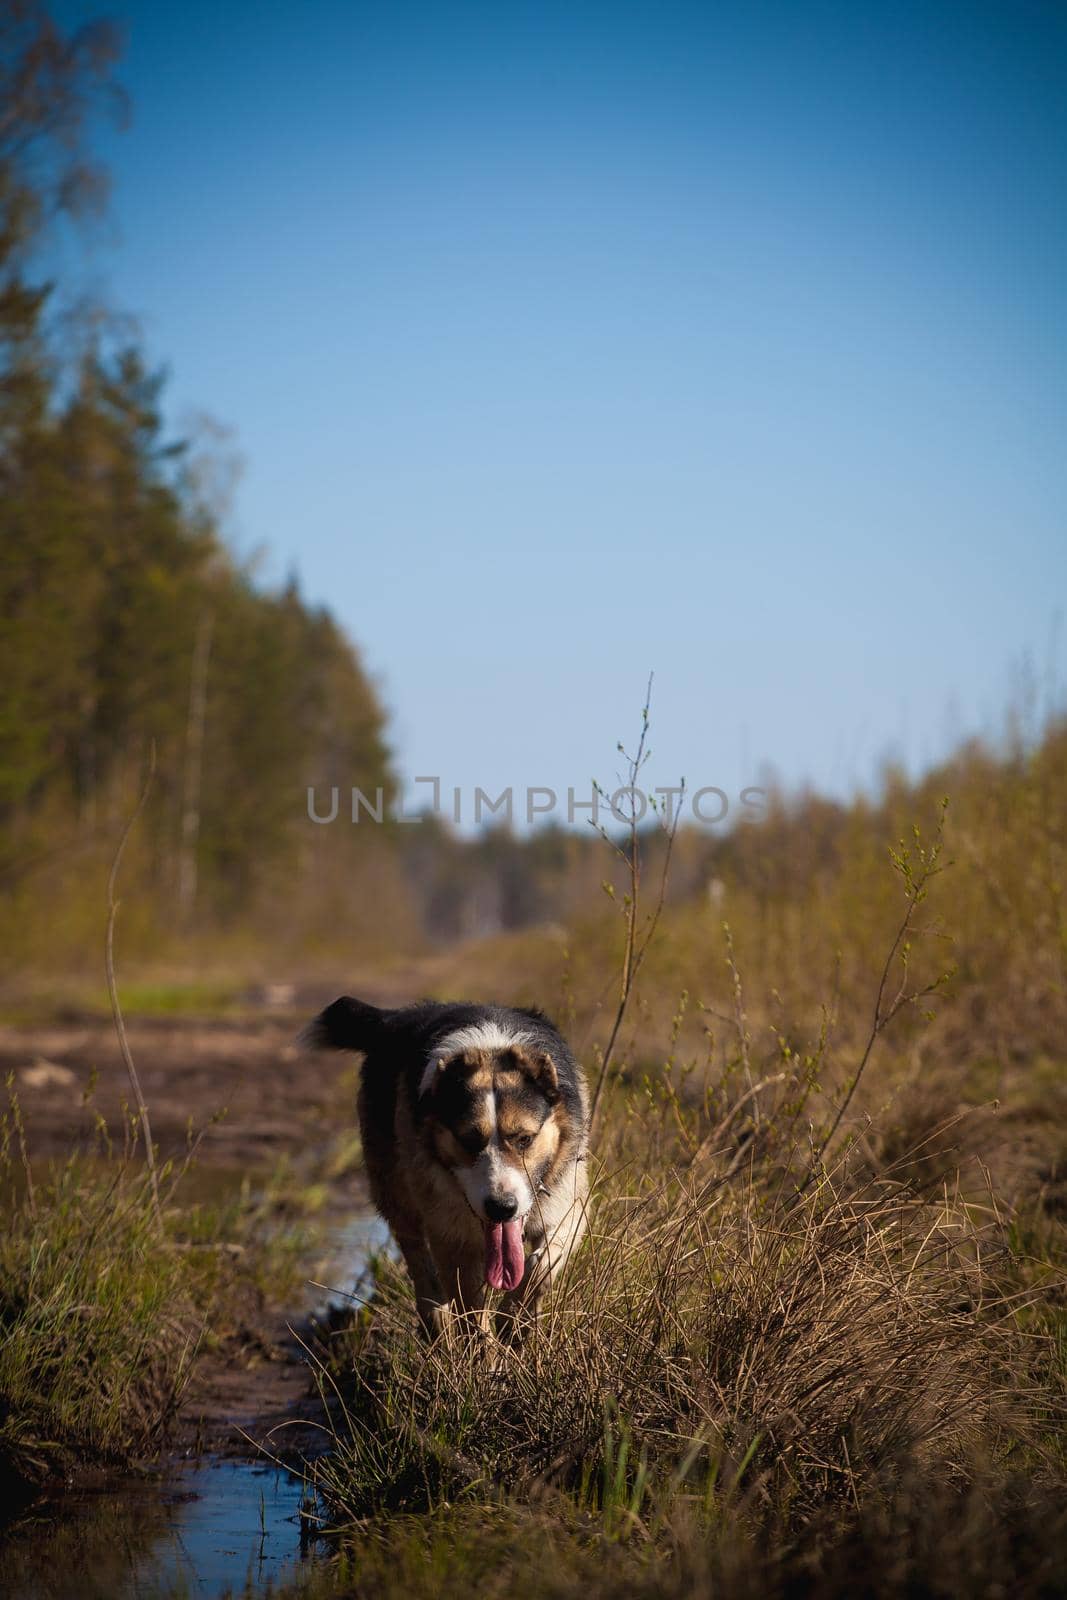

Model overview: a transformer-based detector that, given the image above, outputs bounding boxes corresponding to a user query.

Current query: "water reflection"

[0,1458,320,1599]
[0,1210,394,1598]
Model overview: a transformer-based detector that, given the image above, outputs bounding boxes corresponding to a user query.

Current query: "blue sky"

[52,0,1067,822]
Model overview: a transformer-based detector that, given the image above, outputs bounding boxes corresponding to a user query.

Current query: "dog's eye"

[510,1133,533,1153]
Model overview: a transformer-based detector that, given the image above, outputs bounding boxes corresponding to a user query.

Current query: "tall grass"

[296,722,1067,1598]
[304,1071,1063,1593]
[317,1105,1058,1483]
[0,1121,203,1499]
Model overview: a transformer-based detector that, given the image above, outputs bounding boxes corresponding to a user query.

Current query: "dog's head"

[420,1021,564,1290]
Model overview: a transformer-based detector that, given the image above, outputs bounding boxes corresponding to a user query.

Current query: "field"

[0,722,1065,1598]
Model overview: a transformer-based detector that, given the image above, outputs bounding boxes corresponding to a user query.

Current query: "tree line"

[0,2,400,964]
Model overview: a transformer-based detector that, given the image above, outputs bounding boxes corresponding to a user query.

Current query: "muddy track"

[173,1206,362,1472]
[1,1008,342,1167]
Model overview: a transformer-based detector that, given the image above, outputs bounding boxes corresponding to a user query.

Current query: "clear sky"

[51,0,1067,823]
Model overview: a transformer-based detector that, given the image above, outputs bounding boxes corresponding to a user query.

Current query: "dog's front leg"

[393,1230,450,1337]
[426,1242,492,1338]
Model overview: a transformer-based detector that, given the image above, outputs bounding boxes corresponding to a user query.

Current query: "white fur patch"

[417,1018,532,1098]
[455,1146,534,1222]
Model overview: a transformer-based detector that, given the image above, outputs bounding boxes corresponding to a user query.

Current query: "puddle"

[0,1209,396,1599]
[0,1458,321,1599]
[312,1211,393,1316]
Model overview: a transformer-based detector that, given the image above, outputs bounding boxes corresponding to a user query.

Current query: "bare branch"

[589,677,683,1141]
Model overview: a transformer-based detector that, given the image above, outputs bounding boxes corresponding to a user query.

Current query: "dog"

[304,996,589,1336]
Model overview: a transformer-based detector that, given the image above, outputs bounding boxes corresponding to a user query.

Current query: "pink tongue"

[484,1220,525,1291]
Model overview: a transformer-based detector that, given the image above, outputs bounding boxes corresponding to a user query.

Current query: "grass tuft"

[0,1134,202,1498]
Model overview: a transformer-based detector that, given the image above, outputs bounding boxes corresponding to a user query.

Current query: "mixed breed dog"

[306,995,589,1336]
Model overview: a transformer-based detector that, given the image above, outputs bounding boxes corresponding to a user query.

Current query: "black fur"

[304,995,584,1128]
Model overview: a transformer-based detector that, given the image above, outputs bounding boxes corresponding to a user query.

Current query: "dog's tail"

[299,995,387,1054]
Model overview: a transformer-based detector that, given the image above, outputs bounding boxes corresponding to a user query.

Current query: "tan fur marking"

[527,1112,562,1165]
[496,1109,562,1170]
[495,1108,543,1138]
[539,1104,577,1182]
[442,1048,494,1092]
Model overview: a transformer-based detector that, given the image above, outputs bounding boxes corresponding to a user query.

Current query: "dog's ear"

[299,996,385,1053]
[522,1048,560,1105]
[419,1047,481,1100]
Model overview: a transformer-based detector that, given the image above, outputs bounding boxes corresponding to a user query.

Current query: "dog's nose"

[484,1194,518,1223]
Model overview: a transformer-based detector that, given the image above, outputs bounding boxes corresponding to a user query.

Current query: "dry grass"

[0,1130,203,1499]
[295,725,1067,1597]
[302,1112,1064,1592]
[316,1112,1058,1507]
